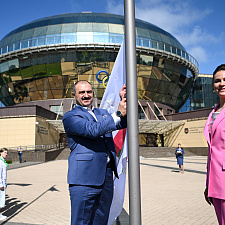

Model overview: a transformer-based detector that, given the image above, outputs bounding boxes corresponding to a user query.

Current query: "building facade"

[180,74,219,112]
[0,12,198,115]
[0,12,201,149]
[191,74,219,110]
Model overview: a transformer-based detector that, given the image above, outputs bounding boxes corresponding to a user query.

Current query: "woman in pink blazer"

[204,64,225,225]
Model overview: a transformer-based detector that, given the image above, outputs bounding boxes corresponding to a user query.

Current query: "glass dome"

[0,13,197,66]
[0,13,198,111]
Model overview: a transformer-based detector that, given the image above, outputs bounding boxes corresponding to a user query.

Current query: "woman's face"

[1,151,8,159]
[213,70,225,99]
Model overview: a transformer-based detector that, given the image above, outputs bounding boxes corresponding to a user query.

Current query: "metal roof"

[47,120,65,133]
[47,119,185,134]
[138,119,185,134]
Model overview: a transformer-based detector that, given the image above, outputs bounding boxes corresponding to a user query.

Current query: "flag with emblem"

[100,40,128,225]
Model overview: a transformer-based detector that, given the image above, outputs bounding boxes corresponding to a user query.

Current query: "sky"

[0,0,225,75]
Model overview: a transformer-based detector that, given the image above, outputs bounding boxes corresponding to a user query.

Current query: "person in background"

[204,64,225,225]
[63,80,127,225]
[175,143,184,173]
[17,145,23,163]
[0,148,8,221]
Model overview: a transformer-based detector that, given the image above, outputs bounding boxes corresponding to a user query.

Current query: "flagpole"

[124,0,142,224]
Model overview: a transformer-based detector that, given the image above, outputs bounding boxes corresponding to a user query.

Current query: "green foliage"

[6,160,12,164]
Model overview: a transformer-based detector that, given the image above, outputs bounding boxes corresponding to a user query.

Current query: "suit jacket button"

[105,154,108,157]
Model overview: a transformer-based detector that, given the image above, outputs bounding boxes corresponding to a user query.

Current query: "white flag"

[100,40,128,225]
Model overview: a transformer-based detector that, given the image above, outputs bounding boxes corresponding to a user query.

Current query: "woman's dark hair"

[0,148,8,153]
[213,64,225,77]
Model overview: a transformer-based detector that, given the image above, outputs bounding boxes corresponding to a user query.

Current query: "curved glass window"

[0,32,198,68]
[0,50,193,110]
[0,13,198,70]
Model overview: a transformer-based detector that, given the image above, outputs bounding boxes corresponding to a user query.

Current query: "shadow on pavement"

[141,162,206,174]
[7,183,32,187]
[0,195,28,224]
[0,185,59,225]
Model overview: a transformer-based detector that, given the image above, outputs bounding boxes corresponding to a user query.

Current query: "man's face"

[1,151,8,159]
[73,82,93,109]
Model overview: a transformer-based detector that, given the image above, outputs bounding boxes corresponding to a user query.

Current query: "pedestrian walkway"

[1,156,217,224]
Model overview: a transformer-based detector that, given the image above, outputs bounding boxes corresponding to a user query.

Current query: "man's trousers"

[69,167,113,225]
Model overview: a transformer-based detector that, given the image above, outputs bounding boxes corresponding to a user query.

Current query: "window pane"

[55,36,61,44]
[61,35,76,43]
[152,41,157,49]
[2,46,7,54]
[165,44,171,52]
[77,23,92,32]
[21,40,28,49]
[77,32,93,43]
[33,27,48,37]
[46,37,55,45]
[150,31,162,42]
[160,34,171,44]
[143,39,150,47]
[47,24,62,35]
[30,39,38,47]
[172,46,176,54]
[38,38,46,46]
[93,34,109,43]
[11,32,23,42]
[137,28,150,38]
[22,29,34,39]
[61,23,77,33]
[136,38,140,46]
[8,44,13,52]
[93,23,108,32]
[158,42,164,50]
[15,42,20,50]
[92,16,107,23]
[169,38,179,48]
[108,24,124,34]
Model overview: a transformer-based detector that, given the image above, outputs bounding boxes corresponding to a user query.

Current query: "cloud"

[188,46,208,63]
[176,26,223,47]
[106,0,213,44]
[106,0,124,15]
[136,0,212,34]
[105,0,225,70]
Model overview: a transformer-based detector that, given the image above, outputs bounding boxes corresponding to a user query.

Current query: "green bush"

[6,160,12,164]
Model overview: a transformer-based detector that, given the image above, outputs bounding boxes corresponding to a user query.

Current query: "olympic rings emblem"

[96,70,109,88]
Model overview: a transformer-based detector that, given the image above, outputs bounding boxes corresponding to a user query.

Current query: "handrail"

[6,143,64,152]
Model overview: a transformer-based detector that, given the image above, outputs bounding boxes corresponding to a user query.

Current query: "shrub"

[6,160,12,164]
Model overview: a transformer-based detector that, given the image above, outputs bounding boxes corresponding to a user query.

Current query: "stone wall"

[6,148,66,162]
[6,146,208,163]
[139,146,208,158]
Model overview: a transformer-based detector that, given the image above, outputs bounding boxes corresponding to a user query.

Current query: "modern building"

[180,74,219,112]
[0,12,199,149]
[191,74,219,110]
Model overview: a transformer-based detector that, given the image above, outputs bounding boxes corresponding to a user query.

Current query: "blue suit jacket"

[63,105,127,186]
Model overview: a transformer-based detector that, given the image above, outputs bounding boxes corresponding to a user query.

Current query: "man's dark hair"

[73,80,93,93]
[213,64,225,77]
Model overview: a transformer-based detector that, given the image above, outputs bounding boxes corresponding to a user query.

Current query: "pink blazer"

[203,104,225,200]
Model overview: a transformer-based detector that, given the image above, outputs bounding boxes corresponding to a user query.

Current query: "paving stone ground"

[0,156,218,225]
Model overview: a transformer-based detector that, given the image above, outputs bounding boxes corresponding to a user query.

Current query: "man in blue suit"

[63,80,127,225]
